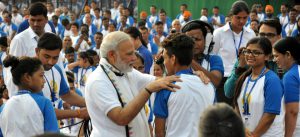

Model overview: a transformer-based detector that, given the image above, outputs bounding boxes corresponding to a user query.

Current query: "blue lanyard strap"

[242,67,266,115]
[230,24,244,58]
[79,67,89,86]
[44,68,57,107]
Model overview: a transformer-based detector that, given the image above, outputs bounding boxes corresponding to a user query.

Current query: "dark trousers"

[216,77,233,106]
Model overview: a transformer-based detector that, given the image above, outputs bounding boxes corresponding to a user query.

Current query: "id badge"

[244,115,251,128]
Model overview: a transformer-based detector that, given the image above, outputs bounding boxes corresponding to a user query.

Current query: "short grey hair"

[100,31,131,58]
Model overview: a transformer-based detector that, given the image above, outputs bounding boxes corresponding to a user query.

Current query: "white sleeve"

[3,67,19,97]
[131,69,156,91]
[212,30,221,55]
[86,78,122,115]
[9,37,25,57]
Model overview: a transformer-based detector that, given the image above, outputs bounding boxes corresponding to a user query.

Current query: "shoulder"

[283,65,299,82]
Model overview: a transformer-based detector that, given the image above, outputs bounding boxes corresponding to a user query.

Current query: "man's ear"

[171,54,176,65]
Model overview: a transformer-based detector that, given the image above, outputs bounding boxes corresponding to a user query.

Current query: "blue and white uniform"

[137,45,153,74]
[43,65,70,108]
[197,54,224,77]
[237,70,284,137]
[283,63,300,136]
[72,66,96,97]
[0,90,59,137]
[0,23,17,38]
[154,69,215,137]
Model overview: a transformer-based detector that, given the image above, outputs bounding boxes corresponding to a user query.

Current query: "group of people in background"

[0,0,299,137]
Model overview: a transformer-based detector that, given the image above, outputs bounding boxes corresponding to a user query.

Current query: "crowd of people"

[0,0,299,137]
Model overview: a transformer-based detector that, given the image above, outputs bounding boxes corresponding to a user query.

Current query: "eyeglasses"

[242,50,264,57]
[258,33,277,38]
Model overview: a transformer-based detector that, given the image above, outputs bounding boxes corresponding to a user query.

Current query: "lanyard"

[44,68,57,107]
[230,24,244,58]
[242,67,266,115]
[79,67,90,87]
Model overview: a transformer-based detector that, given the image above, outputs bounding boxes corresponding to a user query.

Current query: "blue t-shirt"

[137,45,153,74]
[283,64,300,103]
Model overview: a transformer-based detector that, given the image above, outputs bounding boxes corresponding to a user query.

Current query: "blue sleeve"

[48,21,56,34]
[282,25,287,38]
[150,42,158,55]
[153,89,171,118]
[12,24,18,31]
[220,15,226,24]
[129,17,134,26]
[209,55,224,76]
[75,88,83,97]
[263,72,284,114]
[292,30,298,37]
[283,68,300,103]
[72,66,80,73]
[17,19,29,33]
[43,99,59,132]
[54,65,70,96]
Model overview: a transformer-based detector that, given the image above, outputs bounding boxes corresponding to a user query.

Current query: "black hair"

[0,36,8,47]
[161,33,195,66]
[290,8,297,13]
[104,9,111,15]
[102,17,109,21]
[139,26,148,31]
[135,52,145,65]
[3,11,12,18]
[199,103,245,137]
[66,71,75,83]
[86,49,98,56]
[65,46,75,54]
[0,85,6,99]
[3,56,42,86]
[61,18,70,27]
[29,2,48,18]
[151,5,157,9]
[258,19,282,35]
[108,23,116,28]
[124,27,147,47]
[70,22,79,29]
[52,15,58,20]
[274,37,300,65]
[94,7,100,12]
[37,32,62,50]
[155,21,164,26]
[230,1,250,15]
[137,21,146,28]
[233,37,272,108]
[78,51,94,65]
[95,32,103,36]
[159,9,166,14]
[181,4,188,9]
[181,20,213,39]
[202,8,208,11]
[251,19,259,24]
[213,6,219,9]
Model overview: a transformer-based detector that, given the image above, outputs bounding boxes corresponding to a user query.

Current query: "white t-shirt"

[278,14,289,27]
[284,22,297,37]
[213,23,256,77]
[73,66,95,97]
[85,61,155,137]
[11,13,23,26]
[154,70,215,137]
[237,71,284,137]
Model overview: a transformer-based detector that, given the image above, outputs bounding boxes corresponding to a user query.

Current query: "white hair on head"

[0,2,5,12]
[172,19,180,26]
[100,31,131,58]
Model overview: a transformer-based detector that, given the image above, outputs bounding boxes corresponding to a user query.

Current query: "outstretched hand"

[146,75,182,92]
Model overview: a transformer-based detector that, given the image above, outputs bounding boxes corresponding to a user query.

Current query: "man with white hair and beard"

[85,31,181,137]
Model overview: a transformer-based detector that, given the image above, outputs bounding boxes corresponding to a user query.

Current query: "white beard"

[114,53,133,73]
